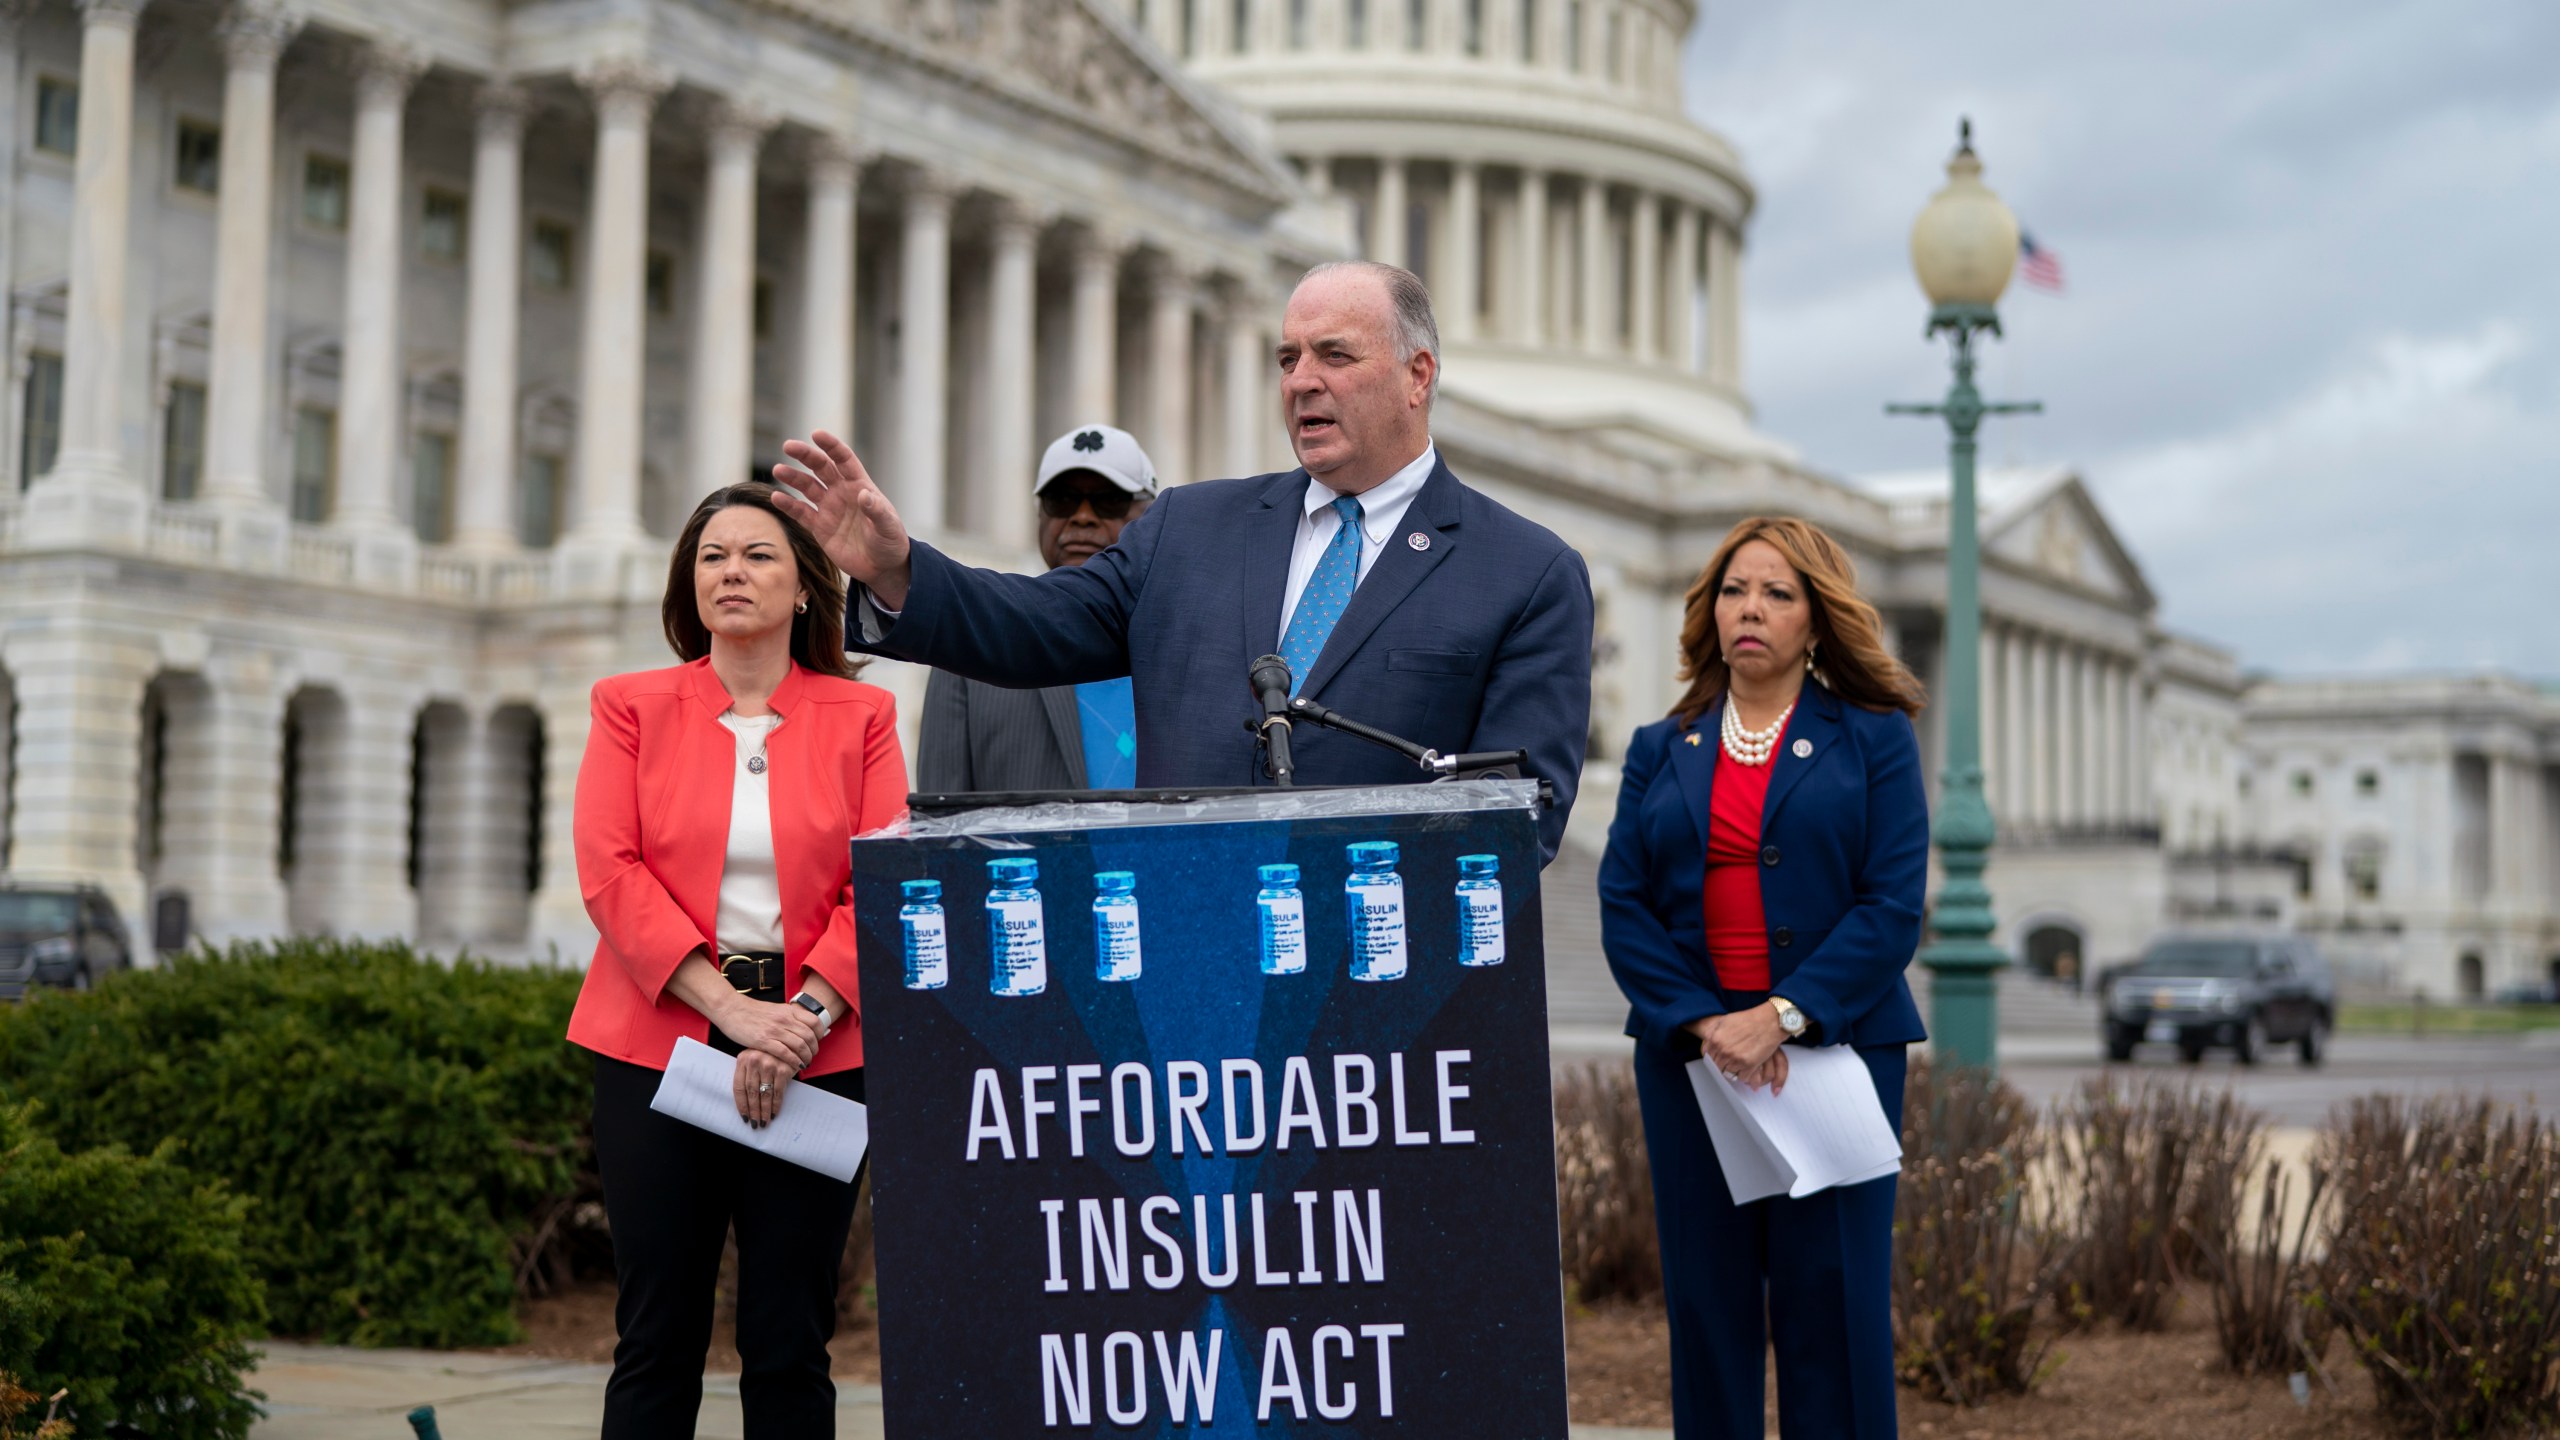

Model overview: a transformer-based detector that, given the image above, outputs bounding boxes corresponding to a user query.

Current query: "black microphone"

[1248,654,1297,785]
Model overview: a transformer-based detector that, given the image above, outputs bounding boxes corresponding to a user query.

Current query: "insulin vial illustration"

[1343,841,1409,981]
[899,879,949,990]
[985,857,1048,997]
[1456,854,1506,966]
[1092,871,1143,982]
[1257,863,1307,975]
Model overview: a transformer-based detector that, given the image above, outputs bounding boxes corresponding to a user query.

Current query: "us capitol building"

[0,0,2549,1002]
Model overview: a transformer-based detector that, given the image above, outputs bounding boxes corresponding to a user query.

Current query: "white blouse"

[714,712,785,953]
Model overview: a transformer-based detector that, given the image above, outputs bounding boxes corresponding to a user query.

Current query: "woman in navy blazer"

[1601,516,1930,1439]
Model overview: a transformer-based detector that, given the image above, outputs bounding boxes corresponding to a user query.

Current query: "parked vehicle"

[0,882,133,1000]
[2102,932,2334,1066]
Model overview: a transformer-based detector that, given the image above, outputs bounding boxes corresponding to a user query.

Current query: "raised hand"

[772,430,915,609]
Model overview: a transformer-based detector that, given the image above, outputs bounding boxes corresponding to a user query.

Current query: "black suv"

[0,882,133,1000]
[2103,933,2334,1066]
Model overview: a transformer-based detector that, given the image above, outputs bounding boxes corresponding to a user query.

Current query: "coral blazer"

[567,657,907,1076]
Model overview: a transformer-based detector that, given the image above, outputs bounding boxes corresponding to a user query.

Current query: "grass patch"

[2337,1002,2560,1035]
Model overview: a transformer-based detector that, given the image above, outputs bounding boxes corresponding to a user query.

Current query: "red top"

[1701,710,1788,991]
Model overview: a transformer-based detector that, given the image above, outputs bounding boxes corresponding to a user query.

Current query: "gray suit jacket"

[916,670,1088,793]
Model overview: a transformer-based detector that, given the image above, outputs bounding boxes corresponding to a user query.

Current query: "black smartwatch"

[790,992,831,1035]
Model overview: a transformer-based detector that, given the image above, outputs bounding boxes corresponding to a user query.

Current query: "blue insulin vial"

[985,857,1048,997]
[1456,854,1505,966]
[1344,841,1409,982]
[1093,871,1143,982]
[1257,863,1307,975]
[899,879,949,990]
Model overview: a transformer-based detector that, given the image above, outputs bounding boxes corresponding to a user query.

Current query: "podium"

[851,779,1570,1436]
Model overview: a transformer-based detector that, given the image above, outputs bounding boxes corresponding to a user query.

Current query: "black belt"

[720,950,786,998]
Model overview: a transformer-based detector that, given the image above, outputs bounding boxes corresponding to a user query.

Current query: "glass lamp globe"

[1908,121,2019,309]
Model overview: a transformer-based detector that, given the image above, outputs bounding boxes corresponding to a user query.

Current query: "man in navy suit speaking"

[773,261,1593,862]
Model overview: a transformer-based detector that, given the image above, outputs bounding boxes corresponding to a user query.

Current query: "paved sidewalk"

[248,1343,1673,1439]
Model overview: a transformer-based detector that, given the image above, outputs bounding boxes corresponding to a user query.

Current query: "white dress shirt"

[714,712,785,952]
[1278,441,1437,641]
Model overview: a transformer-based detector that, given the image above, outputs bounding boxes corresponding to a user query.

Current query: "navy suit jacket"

[848,456,1593,860]
[1599,682,1931,1053]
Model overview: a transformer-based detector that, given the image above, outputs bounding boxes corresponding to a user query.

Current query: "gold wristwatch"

[1769,995,1807,1040]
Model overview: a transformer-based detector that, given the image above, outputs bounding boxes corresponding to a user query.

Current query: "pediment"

[1987,475,2154,610]
[863,0,1292,198]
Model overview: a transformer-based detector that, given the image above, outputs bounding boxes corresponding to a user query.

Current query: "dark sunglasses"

[1039,487,1138,521]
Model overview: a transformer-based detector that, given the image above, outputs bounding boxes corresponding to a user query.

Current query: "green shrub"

[2318,1096,2560,1438]
[0,940,593,1347]
[1551,1060,1659,1305]
[1890,1057,2065,1404]
[0,1103,264,1439]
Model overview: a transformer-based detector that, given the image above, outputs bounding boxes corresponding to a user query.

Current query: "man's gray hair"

[1296,260,1440,403]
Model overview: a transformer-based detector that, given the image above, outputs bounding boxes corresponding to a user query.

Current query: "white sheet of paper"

[1685,1044,1903,1205]
[648,1035,870,1183]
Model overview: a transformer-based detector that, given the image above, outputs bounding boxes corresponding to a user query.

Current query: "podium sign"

[851,783,1569,1436]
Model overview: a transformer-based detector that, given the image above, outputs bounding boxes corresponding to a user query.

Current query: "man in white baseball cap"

[917,423,1157,793]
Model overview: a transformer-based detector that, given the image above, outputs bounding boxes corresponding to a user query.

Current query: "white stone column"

[469,705,541,948]
[166,664,290,941]
[1979,621,2002,816]
[1223,284,1271,478]
[1577,178,1609,354]
[331,691,422,939]
[2080,648,2104,829]
[895,173,955,531]
[412,706,474,945]
[26,0,150,536]
[528,688,599,959]
[794,136,860,441]
[1370,157,1407,267]
[684,100,774,505]
[202,2,297,550]
[1146,258,1196,488]
[2007,627,2027,819]
[0,626,152,925]
[452,83,529,554]
[2027,635,2053,829]
[1514,167,1546,346]
[1627,189,1659,362]
[1667,200,1700,373]
[2123,666,2146,833]
[566,59,669,553]
[1445,160,1480,342]
[1706,215,1742,388]
[332,41,427,543]
[982,199,1040,552]
[1067,226,1120,424]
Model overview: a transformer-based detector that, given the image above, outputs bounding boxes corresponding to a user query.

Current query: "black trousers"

[591,1048,867,1440]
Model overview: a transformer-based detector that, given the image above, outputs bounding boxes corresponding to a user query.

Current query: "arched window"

[2456,950,2484,1001]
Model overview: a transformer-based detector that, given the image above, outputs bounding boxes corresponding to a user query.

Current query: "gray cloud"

[1683,0,2560,675]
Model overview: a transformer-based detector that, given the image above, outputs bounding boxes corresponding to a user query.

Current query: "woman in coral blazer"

[570,480,906,1439]
[1601,516,1930,1440]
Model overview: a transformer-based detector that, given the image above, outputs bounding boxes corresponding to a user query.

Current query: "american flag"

[2018,232,2066,293]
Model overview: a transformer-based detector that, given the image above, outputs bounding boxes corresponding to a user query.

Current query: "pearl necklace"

[1720,699,1793,767]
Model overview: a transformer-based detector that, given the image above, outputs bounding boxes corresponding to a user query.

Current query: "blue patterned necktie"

[1279,496,1365,696]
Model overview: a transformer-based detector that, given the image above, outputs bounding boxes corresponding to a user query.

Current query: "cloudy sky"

[1681,0,2560,678]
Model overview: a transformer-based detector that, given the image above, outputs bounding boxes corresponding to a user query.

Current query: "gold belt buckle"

[723,953,771,992]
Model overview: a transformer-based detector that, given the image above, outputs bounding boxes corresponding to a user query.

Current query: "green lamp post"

[1887,120,2041,1071]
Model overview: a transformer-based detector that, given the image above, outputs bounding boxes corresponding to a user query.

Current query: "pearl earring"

[795,598,809,615]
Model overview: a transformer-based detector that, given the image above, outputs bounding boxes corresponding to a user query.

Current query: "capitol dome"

[1160,0,1764,458]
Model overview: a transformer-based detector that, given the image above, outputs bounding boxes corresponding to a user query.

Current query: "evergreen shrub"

[0,1103,264,1439]
[0,940,593,1347]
